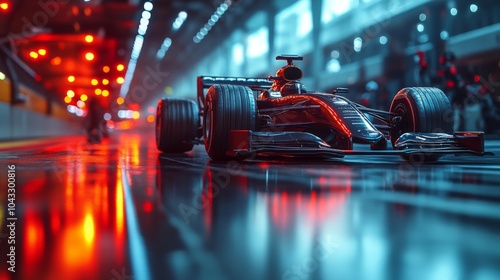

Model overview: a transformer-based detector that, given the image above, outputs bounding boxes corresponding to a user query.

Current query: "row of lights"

[450,4,478,16]
[326,33,388,73]
[193,0,232,44]
[341,3,482,54]
[155,10,188,61]
[417,4,479,41]
[156,38,172,60]
[117,110,140,120]
[119,1,152,98]
[173,11,187,30]
[26,34,105,110]
[63,62,125,106]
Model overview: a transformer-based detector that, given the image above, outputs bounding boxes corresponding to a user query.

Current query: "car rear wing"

[197,76,273,111]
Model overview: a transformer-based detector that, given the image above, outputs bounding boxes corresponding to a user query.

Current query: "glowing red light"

[142,201,153,213]
[450,65,457,75]
[50,56,61,65]
[474,75,480,83]
[0,2,9,10]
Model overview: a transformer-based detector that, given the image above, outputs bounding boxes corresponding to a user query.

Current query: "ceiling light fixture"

[120,1,152,98]
[172,11,187,31]
[193,1,232,44]
[156,37,172,61]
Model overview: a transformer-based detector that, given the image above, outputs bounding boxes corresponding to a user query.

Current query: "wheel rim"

[204,103,212,144]
[393,103,412,137]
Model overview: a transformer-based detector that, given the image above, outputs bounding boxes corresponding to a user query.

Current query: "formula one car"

[156,55,491,161]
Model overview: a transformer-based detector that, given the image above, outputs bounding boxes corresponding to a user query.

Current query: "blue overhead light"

[156,38,172,61]
[142,11,151,20]
[193,0,232,43]
[144,1,153,12]
[119,1,153,98]
[173,11,188,30]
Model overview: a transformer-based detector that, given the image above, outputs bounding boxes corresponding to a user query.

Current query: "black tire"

[156,98,199,153]
[389,87,453,161]
[203,84,257,161]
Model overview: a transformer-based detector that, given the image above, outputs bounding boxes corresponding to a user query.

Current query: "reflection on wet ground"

[1,130,499,280]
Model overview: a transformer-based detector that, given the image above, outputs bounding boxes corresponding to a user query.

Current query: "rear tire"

[204,84,257,161]
[389,87,453,161]
[156,98,199,153]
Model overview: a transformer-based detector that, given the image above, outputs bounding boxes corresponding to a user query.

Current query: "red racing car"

[156,55,491,161]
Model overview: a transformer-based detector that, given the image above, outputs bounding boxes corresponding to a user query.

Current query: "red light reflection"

[269,190,348,231]
[14,139,127,279]
[24,210,45,268]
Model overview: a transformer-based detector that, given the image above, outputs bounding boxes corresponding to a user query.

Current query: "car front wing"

[226,130,493,159]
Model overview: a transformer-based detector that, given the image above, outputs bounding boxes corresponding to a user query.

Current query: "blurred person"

[85,96,105,143]
[438,52,459,101]
[474,75,500,133]
[437,52,464,130]
[414,50,430,86]
[463,80,484,131]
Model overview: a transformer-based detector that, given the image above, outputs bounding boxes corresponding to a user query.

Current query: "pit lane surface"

[1,129,499,280]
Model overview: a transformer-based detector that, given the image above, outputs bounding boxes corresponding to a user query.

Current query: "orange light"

[50,56,61,65]
[147,115,155,123]
[116,77,124,84]
[83,213,95,245]
[0,3,9,10]
[38,49,47,56]
[116,64,125,71]
[84,35,93,43]
[83,7,92,16]
[29,51,39,59]
[95,88,102,95]
[132,111,140,120]
[116,97,124,105]
[64,96,72,103]
[67,90,75,98]
[102,66,110,73]
[85,52,94,61]
[67,76,75,83]
[80,94,88,101]
[102,79,109,85]
[102,90,109,97]
[91,79,98,86]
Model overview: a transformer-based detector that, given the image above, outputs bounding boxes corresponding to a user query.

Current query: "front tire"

[389,87,453,161]
[203,84,257,161]
[156,98,199,153]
